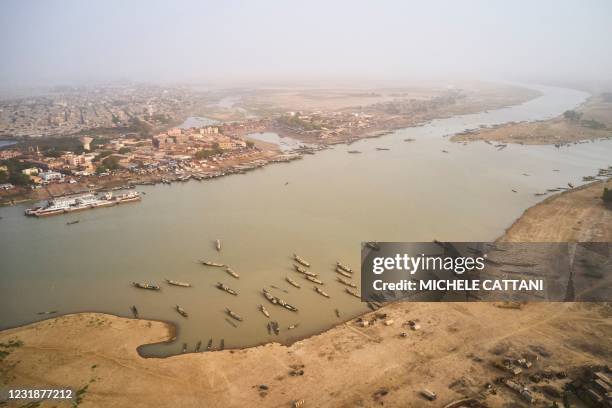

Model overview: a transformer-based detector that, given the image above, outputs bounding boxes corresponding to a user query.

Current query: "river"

[0,140,17,148]
[0,84,610,356]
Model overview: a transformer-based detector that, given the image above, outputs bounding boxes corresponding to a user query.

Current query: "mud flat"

[2,184,611,407]
[499,179,612,242]
[2,305,610,407]
[452,94,612,145]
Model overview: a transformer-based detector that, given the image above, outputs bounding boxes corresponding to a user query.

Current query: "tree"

[9,172,31,186]
[94,150,113,162]
[43,150,63,158]
[118,147,131,154]
[129,118,153,138]
[102,156,121,170]
[246,140,255,148]
[195,149,215,160]
[95,164,108,174]
[603,187,612,203]
[563,110,582,121]
[0,170,8,184]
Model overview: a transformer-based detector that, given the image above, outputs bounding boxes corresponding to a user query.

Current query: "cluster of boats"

[130,246,365,354]
[262,288,298,312]
[288,255,361,301]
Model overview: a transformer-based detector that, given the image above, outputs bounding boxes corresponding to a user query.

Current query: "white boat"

[25,192,141,217]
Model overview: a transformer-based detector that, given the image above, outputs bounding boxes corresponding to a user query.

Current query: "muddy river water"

[1,84,610,356]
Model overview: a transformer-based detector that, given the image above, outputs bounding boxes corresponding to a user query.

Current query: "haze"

[1,0,611,87]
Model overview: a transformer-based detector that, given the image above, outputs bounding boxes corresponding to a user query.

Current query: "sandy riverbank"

[499,179,612,242]
[1,182,611,407]
[452,94,612,145]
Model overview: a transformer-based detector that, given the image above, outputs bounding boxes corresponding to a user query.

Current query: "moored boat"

[269,321,280,335]
[201,260,225,267]
[336,262,352,273]
[206,338,213,351]
[288,323,299,330]
[216,282,238,296]
[166,279,192,287]
[286,276,301,288]
[366,242,381,251]
[305,275,324,285]
[294,264,308,273]
[294,265,317,277]
[277,298,299,312]
[335,267,352,278]
[262,288,277,304]
[132,282,160,291]
[226,308,243,321]
[293,254,310,267]
[345,288,360,298]
[25,191,141,217]
[225,267,240,279]
[314,287,330,298]
[195,340,202,352]
[215,239,221,251]
[263,289,298,311]
[336,276,357,288]
[175,305,188,317]
[259,304,270,318]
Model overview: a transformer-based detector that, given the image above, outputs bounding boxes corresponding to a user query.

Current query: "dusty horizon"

[1,0,611,89]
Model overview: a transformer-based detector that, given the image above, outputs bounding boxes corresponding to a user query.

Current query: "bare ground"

[500,179,612,242]
[2,302,610,408]
[452,94,612,145]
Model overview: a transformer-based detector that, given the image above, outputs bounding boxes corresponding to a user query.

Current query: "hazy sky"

[1,0,611,87]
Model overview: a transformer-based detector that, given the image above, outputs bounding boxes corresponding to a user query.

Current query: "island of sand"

[452,93,612,145]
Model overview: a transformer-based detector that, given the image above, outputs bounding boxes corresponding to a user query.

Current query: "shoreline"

[451,93,612,145]
[1,196,610,407]
[3,178,609,357]
[0,83,541,206]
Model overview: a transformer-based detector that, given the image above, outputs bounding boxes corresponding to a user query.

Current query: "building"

[200,126,219,135]
[39,171,64,182]
[79,136,93,151]
[62,153,94,169]
[21,167,39,176]
[218,141,234,150]
[167,128,182,137]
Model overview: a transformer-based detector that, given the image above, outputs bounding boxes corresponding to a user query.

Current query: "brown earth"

[452,94,612,145]
[500,179,612,242]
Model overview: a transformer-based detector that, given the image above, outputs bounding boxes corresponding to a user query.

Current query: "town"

[0,84,482,204]
[0,121,306,204]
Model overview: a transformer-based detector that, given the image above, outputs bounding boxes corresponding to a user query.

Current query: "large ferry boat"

[25,191,141,217]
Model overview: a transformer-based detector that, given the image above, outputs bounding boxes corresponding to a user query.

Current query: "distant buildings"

[153,126,246,153]
[62,153,95,169]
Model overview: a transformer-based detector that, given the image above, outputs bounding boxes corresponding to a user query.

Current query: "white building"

[39,171,64,182]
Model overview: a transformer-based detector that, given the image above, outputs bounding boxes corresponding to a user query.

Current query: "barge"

[25,191,141,217]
